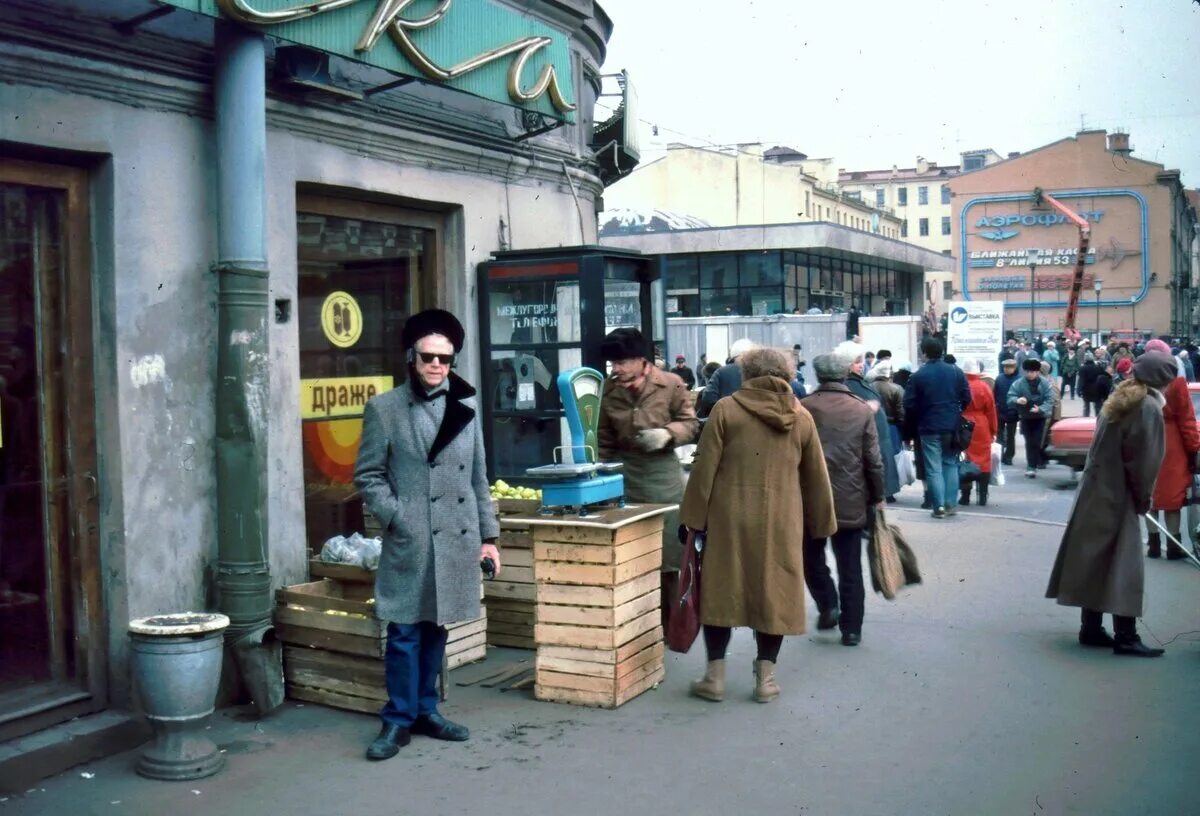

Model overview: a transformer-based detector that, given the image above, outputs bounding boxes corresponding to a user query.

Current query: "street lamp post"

[1029,264,1036,338]
[1093,278,1103,344]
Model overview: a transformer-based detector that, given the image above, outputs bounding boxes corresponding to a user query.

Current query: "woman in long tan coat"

[1045,351,1177,657]
[680,348,836,703]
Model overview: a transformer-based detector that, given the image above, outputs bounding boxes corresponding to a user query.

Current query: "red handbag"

[666,530,705,653]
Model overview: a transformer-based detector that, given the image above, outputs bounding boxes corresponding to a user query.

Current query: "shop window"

[918,186,928,205]
[603,278,642,331]
[700,288,740,316]
[664,255,699,289]
[699,255,737,289]
[897,187,908,206]
[297,200,438,553]
[739,251,783,286]
[875,188,885,208]
[919,218,929,237]
[742,287,783,316]
[941,216,952,236]
[941,184,951,205]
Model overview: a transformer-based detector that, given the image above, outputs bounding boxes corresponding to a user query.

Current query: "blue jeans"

[381,621,446,728]
[920,433,959,511]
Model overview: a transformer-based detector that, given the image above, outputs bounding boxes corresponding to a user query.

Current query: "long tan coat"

[1045,384,1165,618]
[680,376,837,634]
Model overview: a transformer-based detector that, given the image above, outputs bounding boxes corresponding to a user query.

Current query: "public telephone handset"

[524,367,625,515]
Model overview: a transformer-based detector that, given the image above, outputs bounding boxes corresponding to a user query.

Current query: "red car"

[1046,382,1200,471]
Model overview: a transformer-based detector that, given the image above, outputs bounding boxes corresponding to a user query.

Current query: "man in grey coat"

[354,309,500,760]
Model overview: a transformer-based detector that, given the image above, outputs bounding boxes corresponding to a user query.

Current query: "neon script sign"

[214,0,576,114]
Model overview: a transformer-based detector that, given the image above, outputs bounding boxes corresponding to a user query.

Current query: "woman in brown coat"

[1045,351,1177,657]
[680,348,836,703]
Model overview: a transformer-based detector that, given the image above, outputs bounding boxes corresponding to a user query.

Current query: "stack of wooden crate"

[275,560,487,714]
[483,499,540,649]
[530,510,667,708]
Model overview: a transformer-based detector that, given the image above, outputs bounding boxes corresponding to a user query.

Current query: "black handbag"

[953,417,976,454]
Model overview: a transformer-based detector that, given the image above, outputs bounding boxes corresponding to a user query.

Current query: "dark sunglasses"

[417,352,455,365]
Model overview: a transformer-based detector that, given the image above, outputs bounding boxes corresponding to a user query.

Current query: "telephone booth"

[477,246,664,482]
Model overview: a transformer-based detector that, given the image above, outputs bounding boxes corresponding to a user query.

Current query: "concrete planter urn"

[128,612,230,780]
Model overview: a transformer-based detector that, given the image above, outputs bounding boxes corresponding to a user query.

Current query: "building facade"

[600,223,953,320]
[602,144,904,239]
[0,0,613,776]
[948,131,1196,338]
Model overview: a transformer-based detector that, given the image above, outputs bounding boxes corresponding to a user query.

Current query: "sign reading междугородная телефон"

[166,0,576,119]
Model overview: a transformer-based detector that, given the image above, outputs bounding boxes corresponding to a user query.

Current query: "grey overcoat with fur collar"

[354,374,499,625]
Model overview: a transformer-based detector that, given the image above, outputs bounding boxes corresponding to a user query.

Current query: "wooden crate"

[482,518,537,648]
[515,505,672,709]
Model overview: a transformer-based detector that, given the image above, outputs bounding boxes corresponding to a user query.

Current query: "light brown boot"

[689,659,725,702]
[753,659,780,703]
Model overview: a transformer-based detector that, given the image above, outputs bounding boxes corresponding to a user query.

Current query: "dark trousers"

[702,625,783,663]
[804,527,866,635]
[997,417,1018,463]
[1061,373,1075,399]
[1082,399,1105,417]
[1082,608,1137,639]
[381,621,446,728]
[1020,416,1046,469]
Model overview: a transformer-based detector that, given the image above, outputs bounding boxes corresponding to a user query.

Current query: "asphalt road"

[4,394,1198,816]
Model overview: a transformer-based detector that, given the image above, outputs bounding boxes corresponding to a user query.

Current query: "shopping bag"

[953,417,976,454]
[868,509,921,601]
[895,448,917,487]
[666,530,705,653]
[989,442,1006,486]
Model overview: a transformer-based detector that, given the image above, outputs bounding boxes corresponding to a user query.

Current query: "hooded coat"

[963,373,998,473]
[680,376,836,634]
[1150,375,1199,511]
[1046,353,1176,617]
[354,374,499,625]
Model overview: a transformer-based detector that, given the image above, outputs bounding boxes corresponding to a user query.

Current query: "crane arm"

[1032,188,1092,341]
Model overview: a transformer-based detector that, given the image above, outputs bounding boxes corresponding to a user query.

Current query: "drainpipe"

[213,21,282,715]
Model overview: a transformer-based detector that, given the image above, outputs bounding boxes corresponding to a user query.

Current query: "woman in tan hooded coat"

[1046,351,1177,657]
[680,348,836,703]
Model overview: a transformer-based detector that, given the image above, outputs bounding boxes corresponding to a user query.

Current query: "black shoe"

[366,724,411,760]
[1079,628,1115,648]
[1166,545,1187,561]
[920,500,933,510]
[1001,459,1013,466]
[1147,532,1161,559]
[932,507,946,519]
[411,712,470,741]
[1113,637,1164,658]
[841,632,861,646]
[816,607,840,631]
[959,492,971,506]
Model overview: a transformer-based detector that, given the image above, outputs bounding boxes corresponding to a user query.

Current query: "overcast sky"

[596,0,1200,183]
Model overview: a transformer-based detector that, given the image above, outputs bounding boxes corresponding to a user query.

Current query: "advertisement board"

[946,301,1005,377]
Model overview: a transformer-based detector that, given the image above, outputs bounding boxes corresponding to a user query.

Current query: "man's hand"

[481,543,501,578]
[1030,405,1040,413]
[634,428,672,452]
[1016,396,1028,405]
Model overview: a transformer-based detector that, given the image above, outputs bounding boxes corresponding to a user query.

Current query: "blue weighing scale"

[525,367,624,515]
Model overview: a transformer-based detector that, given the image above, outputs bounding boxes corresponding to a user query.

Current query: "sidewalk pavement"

[3,502,1198,816]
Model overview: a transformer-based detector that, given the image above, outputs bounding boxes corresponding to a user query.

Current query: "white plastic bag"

[989,442,1006,486]
[895,448,916,487]
[320,532,383,569]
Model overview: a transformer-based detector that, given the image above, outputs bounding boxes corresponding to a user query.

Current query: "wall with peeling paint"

[1,32,600,708]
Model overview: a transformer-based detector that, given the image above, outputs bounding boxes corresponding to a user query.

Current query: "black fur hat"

[600,327,649,361]
[1022,358,1042,372]
[402,309,464,352]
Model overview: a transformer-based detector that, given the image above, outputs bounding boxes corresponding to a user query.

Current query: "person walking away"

[903,337,971,518]
[680,348,836,702]
[959,359,998,506]
[354,309,501,760]
[1092,363,1114,415]
[1142,339,1200,559]
[802,353,885,646]
[1077,353,1101,417]
[1007,358,1053,478]
[698,338,756,418]
[598,328,699,628]
[1060,343,1079,400]
[1046,351,1179,657]
[672,354,696,389]
[993,358,1020,466]
[839,341,899,502]
[868,361,905,502]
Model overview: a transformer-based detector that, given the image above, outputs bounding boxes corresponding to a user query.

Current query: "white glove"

[634,428,673,452]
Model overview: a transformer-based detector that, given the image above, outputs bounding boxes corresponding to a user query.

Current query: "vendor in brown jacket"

[598,328,699,623]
